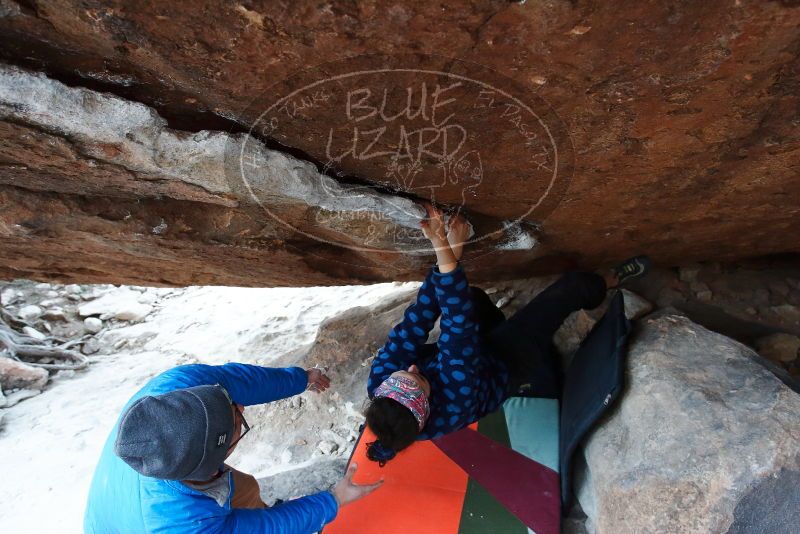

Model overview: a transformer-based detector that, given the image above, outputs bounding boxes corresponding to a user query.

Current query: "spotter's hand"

[306,367,331,393]
[332,463,384,507]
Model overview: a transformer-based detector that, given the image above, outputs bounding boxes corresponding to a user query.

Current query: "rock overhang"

[0,1,798,286]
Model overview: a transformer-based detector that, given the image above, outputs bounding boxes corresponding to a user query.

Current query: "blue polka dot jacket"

[367,265,510,440]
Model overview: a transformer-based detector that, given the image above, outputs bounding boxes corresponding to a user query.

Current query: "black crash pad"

[559,291,631,509]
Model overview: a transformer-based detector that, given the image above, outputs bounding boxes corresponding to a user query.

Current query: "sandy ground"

[0,281,414,533]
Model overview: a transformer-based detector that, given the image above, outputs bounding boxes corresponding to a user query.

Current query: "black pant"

[485,272,607,399]
[471,286,507,333]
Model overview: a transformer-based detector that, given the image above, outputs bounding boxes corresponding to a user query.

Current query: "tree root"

[0,313,89,371]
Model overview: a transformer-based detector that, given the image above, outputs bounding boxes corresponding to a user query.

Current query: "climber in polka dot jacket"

[364,204,647,466]
[364,204,510,463]
[367,264,508,439]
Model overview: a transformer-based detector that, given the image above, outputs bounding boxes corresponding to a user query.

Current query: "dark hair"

[365,397,419,466]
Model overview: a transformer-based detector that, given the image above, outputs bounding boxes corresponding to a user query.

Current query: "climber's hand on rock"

[332,463,383,507]
[419,202,459,273]
[447,213,470,260]
[420,202,447,244]
[306,367,331,393]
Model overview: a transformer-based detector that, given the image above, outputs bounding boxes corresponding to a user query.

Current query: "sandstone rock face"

[575,312,800,533]
[0,2,798,286]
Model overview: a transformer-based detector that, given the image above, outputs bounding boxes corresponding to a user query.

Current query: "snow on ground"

[0,281,414,533]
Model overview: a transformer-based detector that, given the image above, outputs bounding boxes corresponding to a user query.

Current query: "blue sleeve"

[367,268,440,396]
[151,363,308,406]
[223,492,338,534]
[431,265,479,351]
[428,265,481,433]
[143,483,337,534]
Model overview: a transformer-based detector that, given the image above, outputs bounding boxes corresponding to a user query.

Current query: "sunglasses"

[228,403,251,450]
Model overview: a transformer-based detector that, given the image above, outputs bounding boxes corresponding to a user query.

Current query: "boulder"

[620,289,653,321]
[83,317,103,334]
[21,326,46,341]
[0,357,48,391]
[317,440,339,455]
[64,284,82,294]
[3,388,41,407]
[258,458,348,506]
[42,307,67,321]
[771,305,800,326]
[17,305,42,321]
[113,304,153,323]
[0,288,20,306]
[679,266,701,283]
[691,282,714,303]
[554,289,653,358]
[755,333,800,364]
[78,288,153,322]
[81,337,101,355]
[554,309,598,359]
[575,312,800,534]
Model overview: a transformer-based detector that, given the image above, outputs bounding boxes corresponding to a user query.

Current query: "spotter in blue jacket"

[84,363,338,533]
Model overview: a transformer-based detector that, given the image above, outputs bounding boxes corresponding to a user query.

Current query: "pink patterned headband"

[374,376,430,431]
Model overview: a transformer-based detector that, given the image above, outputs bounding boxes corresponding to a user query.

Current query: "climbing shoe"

[613,255,652,286]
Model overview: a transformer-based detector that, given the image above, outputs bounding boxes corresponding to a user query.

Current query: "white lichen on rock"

[0,63,425,229]
[496,221,538,250]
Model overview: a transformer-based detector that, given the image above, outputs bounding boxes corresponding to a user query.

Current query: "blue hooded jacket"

[84,363,338,533]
